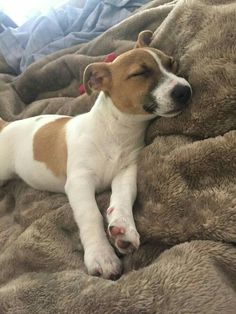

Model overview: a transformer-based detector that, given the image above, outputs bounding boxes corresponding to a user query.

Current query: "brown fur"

[84,48,176,115]
[109,49,175,114]
[135,30,153,48]
[0,0,236,313]
[33,117,71,177]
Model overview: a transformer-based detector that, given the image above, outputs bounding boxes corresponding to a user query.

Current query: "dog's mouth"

[143,103,158,114]
[143,102,182,117]
[143,95,159,114]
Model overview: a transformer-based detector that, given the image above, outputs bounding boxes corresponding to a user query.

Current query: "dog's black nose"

[171,84,192,106]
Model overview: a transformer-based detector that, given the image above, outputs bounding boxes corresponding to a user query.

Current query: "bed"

[0,0,236,313]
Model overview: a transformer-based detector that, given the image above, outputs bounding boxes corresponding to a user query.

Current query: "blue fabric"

[0,0,149,73]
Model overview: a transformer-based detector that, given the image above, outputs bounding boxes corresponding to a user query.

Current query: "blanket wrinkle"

[12,55,104,104]
[0,0,149,73]
[0,0,236,313]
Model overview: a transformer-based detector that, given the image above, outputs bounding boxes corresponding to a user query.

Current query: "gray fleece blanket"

[0,0,236,313]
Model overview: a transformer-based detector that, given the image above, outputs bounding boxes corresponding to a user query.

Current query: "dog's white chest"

[96,141,130,190]
[92,134,137,190]
[66,105,145,192]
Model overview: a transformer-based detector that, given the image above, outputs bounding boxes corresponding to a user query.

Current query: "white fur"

[0,93,152,279]
[0,115,67,192]
[0,49,191,279]
[64,93,151,277]
[144,49,192,117]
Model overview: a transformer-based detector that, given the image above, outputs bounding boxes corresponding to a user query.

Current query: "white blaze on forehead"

[141,48,191,117]
[143,48,191,87]
[143,48,170,76]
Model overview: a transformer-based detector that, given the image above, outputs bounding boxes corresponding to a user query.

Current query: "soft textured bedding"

[0,0,149,74]
[0,0,236,313]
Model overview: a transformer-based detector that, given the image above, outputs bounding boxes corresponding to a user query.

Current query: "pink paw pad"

[109,226,125,237]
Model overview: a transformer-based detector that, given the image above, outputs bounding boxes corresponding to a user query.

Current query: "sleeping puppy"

[0,31,192,279]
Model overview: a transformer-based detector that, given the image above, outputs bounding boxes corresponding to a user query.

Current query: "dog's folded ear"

[135,30,153,48]
[83,63,112,95]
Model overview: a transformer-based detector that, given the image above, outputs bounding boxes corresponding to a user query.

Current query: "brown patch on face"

[0,119,9,131]
[33,117,71,178]
[83,45,177,115]
[107,48,167,115]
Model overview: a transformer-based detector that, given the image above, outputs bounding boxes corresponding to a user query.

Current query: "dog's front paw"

[84,243,122,280]
[108,217,140,254]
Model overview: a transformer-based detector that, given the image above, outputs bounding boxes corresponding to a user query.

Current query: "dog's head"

[84,31,192,117]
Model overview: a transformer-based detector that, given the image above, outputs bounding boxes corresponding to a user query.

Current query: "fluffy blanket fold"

[0,0,236,313]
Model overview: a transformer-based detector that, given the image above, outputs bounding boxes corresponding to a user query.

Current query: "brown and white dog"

[0,31,192,279]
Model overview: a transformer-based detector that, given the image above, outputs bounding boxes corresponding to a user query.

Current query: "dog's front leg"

[107,164,140,254]
[65,173,121,279]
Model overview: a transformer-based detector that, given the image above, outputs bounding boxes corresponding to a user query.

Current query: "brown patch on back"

[0,119,9,131]
[33,117,71,178]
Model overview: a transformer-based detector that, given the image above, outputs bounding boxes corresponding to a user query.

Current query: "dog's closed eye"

[127,64,151,80]
[127,65,150,79]
[129,70,148,78]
